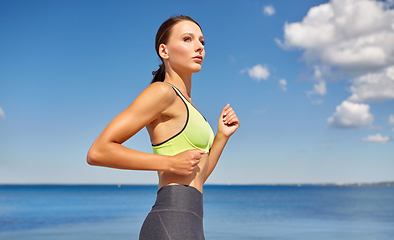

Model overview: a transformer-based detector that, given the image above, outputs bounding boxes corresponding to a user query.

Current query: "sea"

[0,185,393,240]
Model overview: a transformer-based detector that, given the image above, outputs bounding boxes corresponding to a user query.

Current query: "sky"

[1,0,393,185]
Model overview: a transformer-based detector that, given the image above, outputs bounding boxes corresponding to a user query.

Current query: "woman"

[87,15,239,239]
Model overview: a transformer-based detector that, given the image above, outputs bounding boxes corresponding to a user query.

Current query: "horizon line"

[0,181,393,187]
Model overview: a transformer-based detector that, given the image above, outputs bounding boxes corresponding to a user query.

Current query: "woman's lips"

[193,56,203,62]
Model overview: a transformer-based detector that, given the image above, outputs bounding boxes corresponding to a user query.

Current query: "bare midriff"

[158,153,209,193]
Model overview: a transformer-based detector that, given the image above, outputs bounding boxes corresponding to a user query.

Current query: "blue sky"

[1,0,393,184]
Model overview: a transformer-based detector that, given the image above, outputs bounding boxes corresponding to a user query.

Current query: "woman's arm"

[87,82,204,176]
[204,104,239,182]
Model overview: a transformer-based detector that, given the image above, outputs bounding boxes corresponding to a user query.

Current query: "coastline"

[0,181,393,187]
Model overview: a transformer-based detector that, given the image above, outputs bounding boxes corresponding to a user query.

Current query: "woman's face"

[162,20,205,74]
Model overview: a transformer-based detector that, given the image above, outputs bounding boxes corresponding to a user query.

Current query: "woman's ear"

[159,43,169,60]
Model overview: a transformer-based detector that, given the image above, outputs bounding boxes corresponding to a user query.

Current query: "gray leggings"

[139,185,205,240]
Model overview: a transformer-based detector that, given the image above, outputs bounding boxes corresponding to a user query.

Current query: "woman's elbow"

[86,147,103,166]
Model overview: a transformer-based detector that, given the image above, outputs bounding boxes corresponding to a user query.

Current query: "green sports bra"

[152,83,214,156]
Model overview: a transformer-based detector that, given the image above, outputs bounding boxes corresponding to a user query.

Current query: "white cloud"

[389,114,394,124]
[0,107,5,118]
[348,66,394,102]
[243,64,270,82]
[305,66,327,103]
[327,101,374,128]
[277,0,394,132]
[263,5,275,16]
[307,80,327,96]
[362,134,390,144]
[279,79,287,91]
[279,0,394,72]
[307,66,327,96]
[313,65,323,79]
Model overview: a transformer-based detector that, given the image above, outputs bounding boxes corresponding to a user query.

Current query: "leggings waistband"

[151,185,203,218]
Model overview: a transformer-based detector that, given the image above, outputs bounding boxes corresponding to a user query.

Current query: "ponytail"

[151,63,166,83]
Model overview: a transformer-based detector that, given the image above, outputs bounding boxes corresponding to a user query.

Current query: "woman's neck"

[164,70,192,98]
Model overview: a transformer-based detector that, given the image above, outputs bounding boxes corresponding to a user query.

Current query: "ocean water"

[0,185,393,240]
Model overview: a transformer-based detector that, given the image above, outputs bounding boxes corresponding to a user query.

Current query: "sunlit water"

[1,185,393,239]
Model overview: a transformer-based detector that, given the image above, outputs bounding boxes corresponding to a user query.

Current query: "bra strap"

[164,82,187,102]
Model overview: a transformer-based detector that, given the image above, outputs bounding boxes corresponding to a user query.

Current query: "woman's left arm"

[204,104,240,183]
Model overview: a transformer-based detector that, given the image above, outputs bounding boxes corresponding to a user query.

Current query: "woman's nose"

[196,43,204,53]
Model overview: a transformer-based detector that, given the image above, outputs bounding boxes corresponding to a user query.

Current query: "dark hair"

[151,15,202,83]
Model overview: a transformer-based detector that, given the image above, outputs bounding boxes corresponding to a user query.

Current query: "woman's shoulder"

[138,81,176,105]
[148,81,173,92]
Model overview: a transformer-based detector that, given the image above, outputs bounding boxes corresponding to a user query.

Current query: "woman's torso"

[147,82,214,193]
[157,154,209,192]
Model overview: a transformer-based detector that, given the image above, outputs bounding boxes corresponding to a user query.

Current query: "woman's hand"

[218,104,240,138]
[203,104,239,182]
[168,149,206,175]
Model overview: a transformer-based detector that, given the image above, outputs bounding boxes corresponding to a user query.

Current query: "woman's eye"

[184,37,191,42]
[200,40,205,46]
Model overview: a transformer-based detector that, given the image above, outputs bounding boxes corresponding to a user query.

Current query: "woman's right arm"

[86,82,203,175]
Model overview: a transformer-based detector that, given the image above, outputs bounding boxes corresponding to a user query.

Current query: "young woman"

[87,15,239,239]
